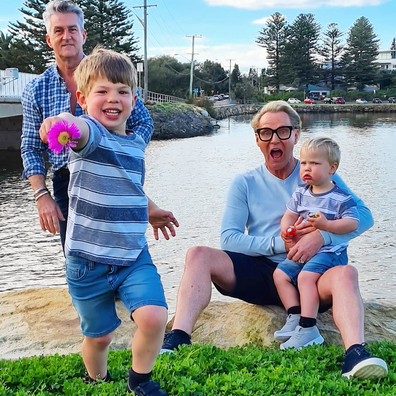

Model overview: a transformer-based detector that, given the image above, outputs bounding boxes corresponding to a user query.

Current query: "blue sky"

[1,0,395,73]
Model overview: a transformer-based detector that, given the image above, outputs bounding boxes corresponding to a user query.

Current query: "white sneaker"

[280,325,324,350]
[274,314,301,342]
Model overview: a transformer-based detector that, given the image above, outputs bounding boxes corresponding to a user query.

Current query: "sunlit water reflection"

[1,112,395,315]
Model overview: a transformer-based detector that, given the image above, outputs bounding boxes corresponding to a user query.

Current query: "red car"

[304,98,315,104]
[333,97,345,104]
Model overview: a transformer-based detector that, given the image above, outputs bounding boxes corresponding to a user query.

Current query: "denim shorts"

[277,250,348,285]
[65,248,167,337]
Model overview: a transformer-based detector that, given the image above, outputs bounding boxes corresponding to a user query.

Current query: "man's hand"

[148,206,179,240]
[36,194,65,234]
[287,229,324,263]
[39,116,64,144]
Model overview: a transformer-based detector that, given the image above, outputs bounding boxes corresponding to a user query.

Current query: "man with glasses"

[161,100,388,380]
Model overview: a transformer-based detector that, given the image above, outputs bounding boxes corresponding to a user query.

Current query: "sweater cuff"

[272,236,286,255]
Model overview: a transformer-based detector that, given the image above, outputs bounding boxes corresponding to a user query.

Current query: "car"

[372,98,382,103]
[287,98,301,104]
[304,98,315,104]
[356,98,368,104]
[323,97,332,104]
[332,97,345,104]
[388,97,396,103]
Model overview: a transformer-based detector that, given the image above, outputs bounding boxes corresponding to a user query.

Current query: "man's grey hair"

[43,0,84,33]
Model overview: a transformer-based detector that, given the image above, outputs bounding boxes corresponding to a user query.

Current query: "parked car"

[332,97,345,104]
[356,98,368,104]
[388,97,396,103]
[323,97,332,104]
[287,98,301,104]
[372,98,382,103]
[304,98,315,104]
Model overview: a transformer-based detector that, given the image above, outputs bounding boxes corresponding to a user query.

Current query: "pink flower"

[48,120,81,154]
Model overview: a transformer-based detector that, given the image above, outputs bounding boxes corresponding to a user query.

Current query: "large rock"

[148,103,214,139]
[1,288,395,360]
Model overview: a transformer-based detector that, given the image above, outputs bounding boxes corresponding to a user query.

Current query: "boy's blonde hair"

[301,137,341,167]
[74,47,137,96]
[250,100,302,132]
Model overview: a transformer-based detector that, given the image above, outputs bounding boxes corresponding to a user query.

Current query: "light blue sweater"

[220,162,373,263]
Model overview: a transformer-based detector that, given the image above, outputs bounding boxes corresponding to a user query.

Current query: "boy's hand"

[149,207,179,240]
[282,217,315,250]
[307,211,328,230]
[39,116,65,144]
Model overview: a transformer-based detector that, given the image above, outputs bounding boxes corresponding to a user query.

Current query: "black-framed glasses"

[256,126,294,142]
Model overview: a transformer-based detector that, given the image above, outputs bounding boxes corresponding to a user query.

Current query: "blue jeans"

[52,168,69,252]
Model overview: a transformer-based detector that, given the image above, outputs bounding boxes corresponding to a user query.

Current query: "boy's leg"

[82,333,113,380]
[298,271,321,319]
[131,305,168,374]
[273,262,301,311]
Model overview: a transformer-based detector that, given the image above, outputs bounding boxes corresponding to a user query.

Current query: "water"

[1,112,396,316]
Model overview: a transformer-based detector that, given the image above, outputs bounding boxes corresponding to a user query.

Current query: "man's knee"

[185,246,213,270]
[335,265,359,286]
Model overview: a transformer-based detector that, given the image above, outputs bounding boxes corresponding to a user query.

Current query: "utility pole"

[186,35,201,97]
[226,58,235,99]
[133,1,156,103]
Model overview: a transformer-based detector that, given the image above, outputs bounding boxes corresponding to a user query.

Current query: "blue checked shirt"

[20,63,153,178]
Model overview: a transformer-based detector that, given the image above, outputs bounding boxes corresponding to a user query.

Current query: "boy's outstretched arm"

[147,197,179,240]
[39,112,90,150]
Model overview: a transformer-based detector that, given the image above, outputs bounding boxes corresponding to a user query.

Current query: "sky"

[1,0,395,73]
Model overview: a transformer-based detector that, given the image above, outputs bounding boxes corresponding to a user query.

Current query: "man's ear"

[46,34,53,49]
[76,90,87,110]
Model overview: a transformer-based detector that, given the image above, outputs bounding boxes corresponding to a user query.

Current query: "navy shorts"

[214,251,331,312]
[214,251,282,306]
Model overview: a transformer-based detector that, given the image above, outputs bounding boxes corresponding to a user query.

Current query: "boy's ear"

[131,93,137,109]
[330,162,338,175]
[76,90,87,110]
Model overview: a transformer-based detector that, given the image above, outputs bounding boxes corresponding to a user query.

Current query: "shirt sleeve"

[220,174,273,256]
[20,83,47,178]
[319,174,373,245]
[126,91,153,145]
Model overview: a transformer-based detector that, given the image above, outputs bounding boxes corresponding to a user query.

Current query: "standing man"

[21,0,175,249]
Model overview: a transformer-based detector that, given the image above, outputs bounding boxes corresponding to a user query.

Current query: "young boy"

[273,137,359,350]
[39,48,168,395]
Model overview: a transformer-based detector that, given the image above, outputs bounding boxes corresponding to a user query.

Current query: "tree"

[234,78,256,103]
[283,13,321,90]
[256,12,288,93]
[7,0,140,73]
[230,64,242,88]
[341,16,380,90]
[320,23,344,90]
[195,60,228,96]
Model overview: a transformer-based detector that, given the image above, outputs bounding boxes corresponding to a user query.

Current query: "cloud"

[252,17,271,25]
[204,0,388,9]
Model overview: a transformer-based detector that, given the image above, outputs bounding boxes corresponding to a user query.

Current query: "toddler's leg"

[273,268,300,310]
[298,271,321,319]
[82,332,113,380]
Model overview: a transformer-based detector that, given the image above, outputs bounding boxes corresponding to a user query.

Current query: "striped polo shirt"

[286,183,359,254]
[65,115,148,266]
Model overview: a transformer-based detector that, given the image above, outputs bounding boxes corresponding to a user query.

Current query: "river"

[1,112,395,316]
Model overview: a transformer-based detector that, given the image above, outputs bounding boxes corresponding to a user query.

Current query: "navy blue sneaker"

[341,343,388,379]
[127,380,167,395]
[159,330,191,354]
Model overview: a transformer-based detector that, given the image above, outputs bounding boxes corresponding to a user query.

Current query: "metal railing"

[0,69,185,104]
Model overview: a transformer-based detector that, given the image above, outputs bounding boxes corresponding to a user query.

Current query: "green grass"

[0,342,395,395]
[151,102,194,113]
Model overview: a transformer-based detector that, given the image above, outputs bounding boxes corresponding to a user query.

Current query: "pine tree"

[284,13,321,90]
[341,16,379,90]
[256,12,288,93]
[320,23,344,90]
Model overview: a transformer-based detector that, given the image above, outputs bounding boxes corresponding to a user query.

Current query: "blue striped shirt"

[20,63,153,178]
[287,183,359,253]
[65,116,148,265]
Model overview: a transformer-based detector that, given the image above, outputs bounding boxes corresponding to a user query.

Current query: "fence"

[0,69,185,104]
[0,69,38,98]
